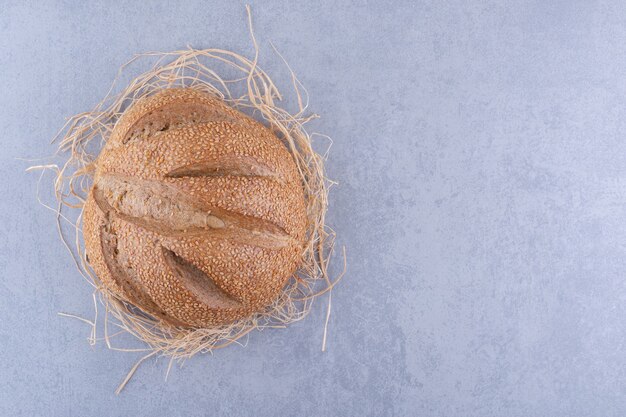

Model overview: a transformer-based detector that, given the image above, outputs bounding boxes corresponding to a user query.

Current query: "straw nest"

[30,7,343,393]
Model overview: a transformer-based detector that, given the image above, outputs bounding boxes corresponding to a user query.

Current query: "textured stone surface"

[1,1,626,416]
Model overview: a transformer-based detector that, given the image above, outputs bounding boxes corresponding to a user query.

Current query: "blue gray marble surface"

[1,1,625,416]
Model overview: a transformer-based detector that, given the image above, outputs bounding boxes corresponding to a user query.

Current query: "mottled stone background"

[1,1,625,416]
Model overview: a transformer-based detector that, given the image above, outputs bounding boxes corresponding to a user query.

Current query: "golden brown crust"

[82,88,307,327]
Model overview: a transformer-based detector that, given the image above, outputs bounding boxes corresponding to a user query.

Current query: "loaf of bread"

[82,88,307,327]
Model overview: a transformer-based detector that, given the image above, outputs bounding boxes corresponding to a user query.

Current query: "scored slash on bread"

[82,88,307,327]
[92,174,294,249]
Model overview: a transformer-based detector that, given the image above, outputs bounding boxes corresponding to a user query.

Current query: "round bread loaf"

[82,88,307,327]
